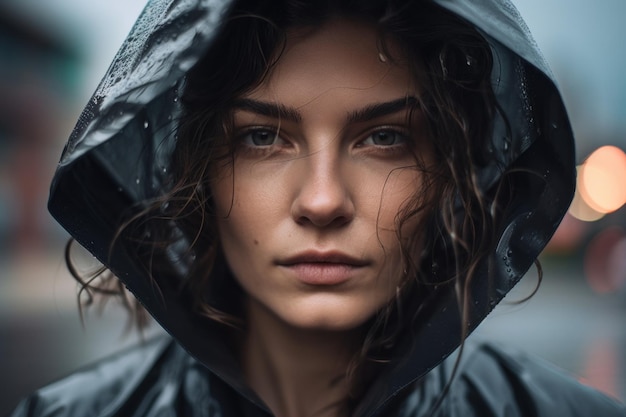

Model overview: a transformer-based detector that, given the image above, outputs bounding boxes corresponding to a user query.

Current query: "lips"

[277,251,368,285]
[279,251,369,266]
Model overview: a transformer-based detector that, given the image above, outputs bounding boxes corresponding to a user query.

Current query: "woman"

[11,0,626,416]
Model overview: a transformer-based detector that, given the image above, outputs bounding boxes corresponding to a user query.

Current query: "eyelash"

[235,127,288,157]
[235,126,412,156]
[358,127,410,151]
[240,128,281,146]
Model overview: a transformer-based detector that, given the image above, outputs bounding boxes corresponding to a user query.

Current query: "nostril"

[295,213,352,228]
[291,190,355,228]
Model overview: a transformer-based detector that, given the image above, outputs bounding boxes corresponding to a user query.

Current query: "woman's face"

[211,18,433,331]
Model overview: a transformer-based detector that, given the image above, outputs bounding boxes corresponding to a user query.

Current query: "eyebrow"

[232,99,302,122]
[347,96,420,123]
[231,96,420,124]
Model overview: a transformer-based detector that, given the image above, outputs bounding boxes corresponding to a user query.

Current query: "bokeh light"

[569,166,606,222]
[578,146,626,214]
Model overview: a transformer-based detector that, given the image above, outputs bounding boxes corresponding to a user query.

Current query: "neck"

[242,298,364,417]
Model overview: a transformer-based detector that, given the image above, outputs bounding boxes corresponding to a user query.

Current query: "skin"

[211,18,433,417]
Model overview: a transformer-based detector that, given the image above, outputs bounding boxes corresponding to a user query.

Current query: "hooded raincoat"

[10,0,626,416]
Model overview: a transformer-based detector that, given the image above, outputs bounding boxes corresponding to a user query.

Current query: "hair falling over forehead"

[68,0,512,399]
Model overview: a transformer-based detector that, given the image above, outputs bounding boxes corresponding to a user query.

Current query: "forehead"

[245,18,417,107]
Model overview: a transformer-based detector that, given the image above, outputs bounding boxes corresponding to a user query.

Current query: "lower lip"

[283,263,360,286]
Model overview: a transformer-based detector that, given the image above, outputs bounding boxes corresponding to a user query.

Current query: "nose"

[291,150,355,228]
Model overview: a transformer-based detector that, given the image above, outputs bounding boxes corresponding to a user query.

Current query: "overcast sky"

[5,0,626,153]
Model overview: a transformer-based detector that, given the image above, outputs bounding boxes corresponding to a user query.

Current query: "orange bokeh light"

[578,146,626,214]
[569,167,605,222]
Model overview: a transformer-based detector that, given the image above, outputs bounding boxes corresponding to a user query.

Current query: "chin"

[288,316,367,332]
[278,297,383,332]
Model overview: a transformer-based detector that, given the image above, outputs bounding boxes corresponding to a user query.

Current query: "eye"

[241,128,281,146]
[361,129,408,146]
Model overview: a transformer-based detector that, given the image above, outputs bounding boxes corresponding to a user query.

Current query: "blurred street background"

[1,0,626,414]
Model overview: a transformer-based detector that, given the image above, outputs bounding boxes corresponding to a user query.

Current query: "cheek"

[375,167,425,232]
[211,167,281,253]
[376,167,432,279]
[211,169,248,256]
[210,161,235,217]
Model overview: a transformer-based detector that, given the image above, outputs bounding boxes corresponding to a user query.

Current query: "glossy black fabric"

[11,337,626,417]
[20,0,625,415]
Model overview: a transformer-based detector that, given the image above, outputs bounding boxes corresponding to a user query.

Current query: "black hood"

[48,0,575,416]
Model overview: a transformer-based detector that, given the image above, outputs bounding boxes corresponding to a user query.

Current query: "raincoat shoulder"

[9,340,625,417]
[398,342,626,417]
[8,337,176,417]
[8,336,239,417]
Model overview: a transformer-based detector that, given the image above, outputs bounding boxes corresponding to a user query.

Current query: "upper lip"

[278,251,369,266]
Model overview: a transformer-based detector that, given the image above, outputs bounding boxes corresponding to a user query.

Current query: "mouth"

[277,251,368,285]
[278,250,369,267]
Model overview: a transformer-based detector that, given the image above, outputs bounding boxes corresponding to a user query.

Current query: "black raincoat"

[10,0,626,416]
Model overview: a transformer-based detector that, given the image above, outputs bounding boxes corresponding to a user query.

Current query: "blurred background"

[1,0,625,414]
